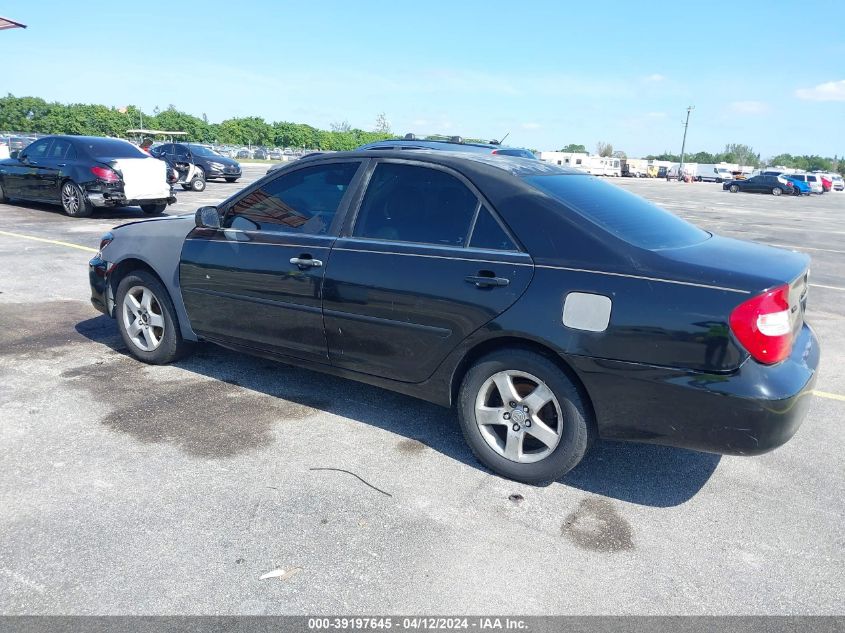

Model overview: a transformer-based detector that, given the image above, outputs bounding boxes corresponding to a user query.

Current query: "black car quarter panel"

[323,239,534,383]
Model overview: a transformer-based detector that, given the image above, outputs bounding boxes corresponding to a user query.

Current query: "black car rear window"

[79,138,147,159]
[525,174,710,250]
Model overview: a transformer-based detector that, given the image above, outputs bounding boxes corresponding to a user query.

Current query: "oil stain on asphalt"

[60,357,322,459]
[561,497,634,552]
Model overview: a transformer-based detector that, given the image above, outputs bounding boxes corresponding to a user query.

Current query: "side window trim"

[342,157,525,252]
[221,158,368,237]
[468,204,521,253]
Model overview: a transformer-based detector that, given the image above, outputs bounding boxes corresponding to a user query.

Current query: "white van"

[695,164,733,183]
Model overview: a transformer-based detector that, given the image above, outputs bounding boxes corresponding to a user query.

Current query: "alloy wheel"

[474,370,563,463]
[62,183,80,214]
[121,285,165,352]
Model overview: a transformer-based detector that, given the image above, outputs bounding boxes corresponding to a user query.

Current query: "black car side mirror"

[10,150,20,159]
[195,206,221,229]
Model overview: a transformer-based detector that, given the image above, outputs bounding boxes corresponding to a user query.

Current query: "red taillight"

[90,166,120,183]
[729,284,793,364]
[491,149,500,155]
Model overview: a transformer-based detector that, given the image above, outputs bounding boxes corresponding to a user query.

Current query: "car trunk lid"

[101,157,169,201]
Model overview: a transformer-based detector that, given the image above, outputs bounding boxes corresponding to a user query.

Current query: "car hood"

[113,212,195,234]
[201,155,240,167]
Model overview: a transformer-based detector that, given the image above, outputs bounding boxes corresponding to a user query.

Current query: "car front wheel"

[141,203,167,215]
[457,349,594,484]
[225,177,239,183]
[115,270,191,364]
[729,184,740,193]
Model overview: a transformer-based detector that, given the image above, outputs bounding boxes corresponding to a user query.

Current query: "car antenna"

[498,132,510,145]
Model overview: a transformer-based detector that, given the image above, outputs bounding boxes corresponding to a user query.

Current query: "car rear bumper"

[570,323,820,456]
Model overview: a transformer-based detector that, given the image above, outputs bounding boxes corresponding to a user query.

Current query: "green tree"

[596,141,613,157]
[559,143,586,153]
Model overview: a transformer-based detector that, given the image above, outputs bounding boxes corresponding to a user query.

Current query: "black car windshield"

[188,145,220,157]
[80,138,147,159]
[525,174,710,250]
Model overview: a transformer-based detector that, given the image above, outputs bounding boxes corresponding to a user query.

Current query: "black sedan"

[88,151,819,483]
[723,174,793,196]
[0,135,175,217]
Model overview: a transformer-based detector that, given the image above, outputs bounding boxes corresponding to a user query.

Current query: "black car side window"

[24,139,51,160]
[227,162,361,235]
[353,163,479,247]
[48,139,72,160]
[470,206,516,251]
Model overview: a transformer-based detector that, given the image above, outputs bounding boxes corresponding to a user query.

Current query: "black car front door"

[179,160,365,362]
[7,138,53,200]
[322,160,534,383]
[36,138,75,202]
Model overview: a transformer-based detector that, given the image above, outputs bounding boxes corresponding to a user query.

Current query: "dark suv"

[357,134,537,159]
[151,143,242,183]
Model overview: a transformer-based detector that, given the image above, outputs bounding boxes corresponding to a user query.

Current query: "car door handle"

[465,274,510,288]
[57,163,66,167]
[290,256,323,269]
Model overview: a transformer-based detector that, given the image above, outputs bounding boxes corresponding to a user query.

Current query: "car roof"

[296,148,580,178]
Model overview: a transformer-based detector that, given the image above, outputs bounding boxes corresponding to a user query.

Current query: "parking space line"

[0,230,97,253]
[814,390,845,402]
[809,283,845,292]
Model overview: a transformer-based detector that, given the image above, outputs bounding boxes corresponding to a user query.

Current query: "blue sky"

[2,0,844,157]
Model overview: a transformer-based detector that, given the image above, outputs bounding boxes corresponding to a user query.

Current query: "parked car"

[0,135,174,217]
[782,175,811,196]
[819,174,832,192]
[268,149,282,160]
[88,150,818,483]
[723,174,793,196]
[784,173,823,194]
[151,143,242,183]
[358,134,537,159]
[253,148,268,160]
[830,174,844,191]
[236,148,252,160]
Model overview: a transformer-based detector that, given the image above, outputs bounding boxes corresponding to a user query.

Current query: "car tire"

[190,176,206,192]
[115,270,191,365]
[225,177,239,183]
[729,184,740,193]
[0,180,7,203]
[60,180,93,217]
[772,187,782,196]
[457,349,595,484]
[141,203,167,215]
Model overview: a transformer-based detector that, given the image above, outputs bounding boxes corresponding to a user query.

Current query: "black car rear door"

[179,159,365,362]
[322,159,534,383]
[37,138,75,201]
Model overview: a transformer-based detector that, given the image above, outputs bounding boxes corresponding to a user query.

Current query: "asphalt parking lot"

[1,165,843,615]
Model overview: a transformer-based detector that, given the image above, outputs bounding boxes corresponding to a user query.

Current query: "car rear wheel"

[0,180,7,203]
[190,176,206,192]
[61,181,93,217]
[457,349,594,484]
[729,184,740,193]
[115,270,191,364]
[772,187,782,196]
[140,203,167,215]
[225,177,239,183]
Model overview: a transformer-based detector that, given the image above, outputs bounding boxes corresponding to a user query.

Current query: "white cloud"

[729,100,770,114]
[520,122,541,130]
[795,79,845,102]
[644,73,666,82]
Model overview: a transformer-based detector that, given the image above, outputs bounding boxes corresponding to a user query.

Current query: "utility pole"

[679,105,694,179]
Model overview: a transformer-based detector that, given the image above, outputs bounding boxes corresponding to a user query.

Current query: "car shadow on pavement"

[4,199,170,220]
[74,314,720,507]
